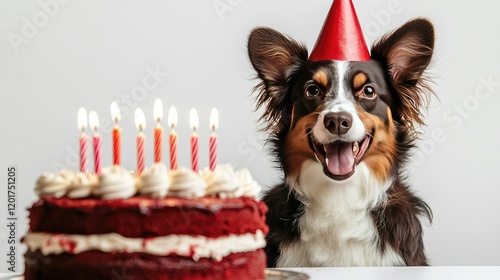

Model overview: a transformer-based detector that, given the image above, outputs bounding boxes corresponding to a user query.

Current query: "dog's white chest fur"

[278,160,404,267]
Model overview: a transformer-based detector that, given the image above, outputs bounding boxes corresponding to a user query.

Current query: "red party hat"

[309,0,370,61]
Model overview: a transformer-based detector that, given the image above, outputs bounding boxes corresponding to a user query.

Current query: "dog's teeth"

[353,142,359,154]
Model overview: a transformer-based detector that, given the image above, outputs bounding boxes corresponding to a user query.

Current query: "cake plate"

[266,269,310,279]
[5,269,309,280]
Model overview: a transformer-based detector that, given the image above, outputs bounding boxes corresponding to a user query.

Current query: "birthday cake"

[22,164,268,280]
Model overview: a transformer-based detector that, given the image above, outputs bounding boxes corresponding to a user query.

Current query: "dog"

[247,18,434,267]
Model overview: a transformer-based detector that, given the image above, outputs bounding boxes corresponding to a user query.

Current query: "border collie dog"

[247,19,434,267]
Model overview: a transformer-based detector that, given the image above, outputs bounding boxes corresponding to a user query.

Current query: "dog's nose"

[323,112,352,135]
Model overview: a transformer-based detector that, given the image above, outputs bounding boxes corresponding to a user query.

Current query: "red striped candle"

[209,108,219,171]
[189,109,199,172]
[153,99,163,164]
[88,111,101,175]
[154,125,162,163]
[111,102,122,166]
[79,133,88,173]
[168,106,178,170]
[93,133,101,175]
[112,126,121,166]
[209,132,217,171]
[137,132,146,174]
[77,108,88,173]
[191,132,199,172]
[135,108,146,174]
[169,130,178,170]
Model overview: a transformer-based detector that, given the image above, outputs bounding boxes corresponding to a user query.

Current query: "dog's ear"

[248,27,308,132]
[371,18,434,128]
[248,27,308,85]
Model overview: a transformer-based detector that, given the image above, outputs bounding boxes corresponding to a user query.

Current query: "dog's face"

[248,19,434,185]
[287,60,396,181]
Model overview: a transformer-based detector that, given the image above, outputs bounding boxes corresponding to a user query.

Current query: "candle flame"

[135,108,146,130]
[110,102,121,123]
[78,107,88,130]
[189,108,199,131]
[168,106,178,128]
[154,98,163,122]
[88,111,100,131]
[210,108,219,130]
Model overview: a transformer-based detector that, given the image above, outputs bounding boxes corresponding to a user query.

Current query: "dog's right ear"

[247,27,308,131]
[248,27,308,85]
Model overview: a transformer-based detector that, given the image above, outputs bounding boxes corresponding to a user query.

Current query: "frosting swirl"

[236,168,262,199]
[139,163,170,198]
[168,168,206,198]
[67,172,98,199]
[93,165,135,199]
[34,163,262,200]
[35,170,75,198]
[203,164,243,198]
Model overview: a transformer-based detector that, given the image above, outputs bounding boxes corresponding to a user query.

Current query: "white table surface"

[281,266,500,280]
[2,266,499,279]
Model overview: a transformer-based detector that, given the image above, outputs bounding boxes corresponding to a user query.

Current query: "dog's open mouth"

[307,130,372,181]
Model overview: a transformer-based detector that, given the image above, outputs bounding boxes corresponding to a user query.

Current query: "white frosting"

[139,163,170,198]
[236,168,262,199]
[131,171,142,190]
[35,170,75,198]
[168,168,206,198]
[93,165,135,199]
[203,164,243,198]
[23,230,266,261]
[35,164,262,199]
[67,172,98,199]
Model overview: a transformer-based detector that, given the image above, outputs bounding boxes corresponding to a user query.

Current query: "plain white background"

[0,0,499,269]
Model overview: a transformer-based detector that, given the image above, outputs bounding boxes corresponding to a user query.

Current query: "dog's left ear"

[371,18,434,127]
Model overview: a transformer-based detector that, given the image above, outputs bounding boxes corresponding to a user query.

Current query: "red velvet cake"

[22,164,268,280]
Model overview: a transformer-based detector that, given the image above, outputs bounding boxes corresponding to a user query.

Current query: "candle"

[110,102,121,166]
[168,106,178,170]
[153,99,163,163]
[135,108,146,174]
[77,108,88,173]
[189,108,199,172]
[88,111,101,175]
[209,108,219,171]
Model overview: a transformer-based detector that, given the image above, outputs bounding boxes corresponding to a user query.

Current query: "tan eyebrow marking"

[353,72,368,89]
[312,70,328,87]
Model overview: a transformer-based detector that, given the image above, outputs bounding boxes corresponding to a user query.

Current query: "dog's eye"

[305,85,321,98]
[361,85,376,99]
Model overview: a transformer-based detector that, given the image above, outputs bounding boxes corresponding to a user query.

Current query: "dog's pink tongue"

[325,142,354,176]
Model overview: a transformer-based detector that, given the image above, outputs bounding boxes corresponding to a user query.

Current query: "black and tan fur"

[248,19,434,267]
